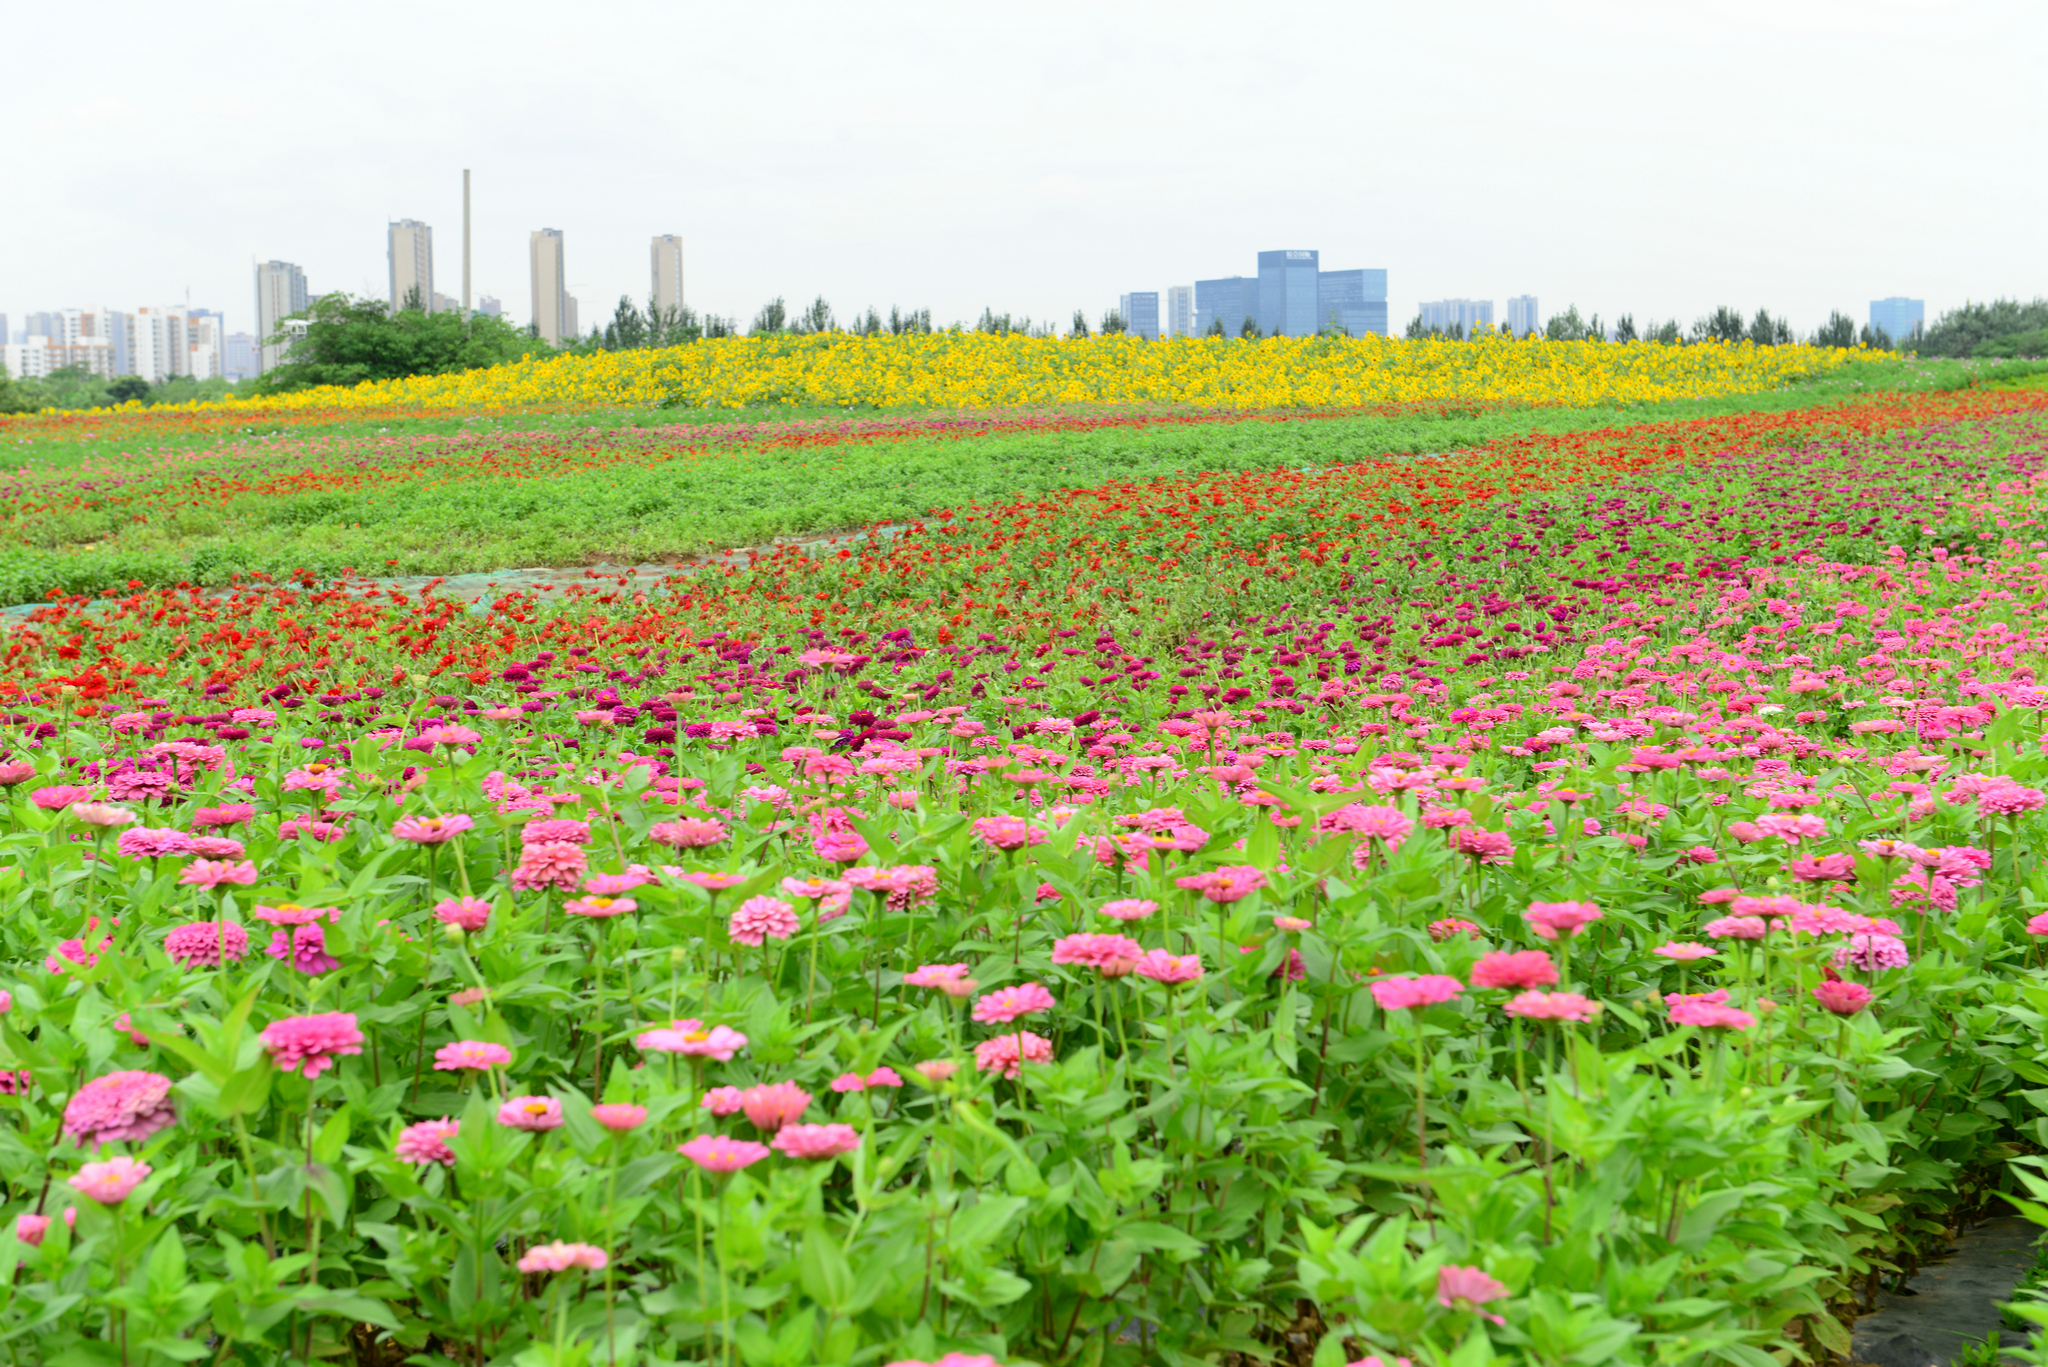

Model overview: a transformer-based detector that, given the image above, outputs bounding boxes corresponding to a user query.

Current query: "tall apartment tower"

[651,235,685,317]
[531,229,567,346]
[1164,285,1194,339]
[1505,296,1538,337]
[254,261,310,372]
[389,219,435,312]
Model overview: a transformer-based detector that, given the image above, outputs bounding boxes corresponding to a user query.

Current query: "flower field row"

[107,332,1859,419]
[1,390,2048,1364]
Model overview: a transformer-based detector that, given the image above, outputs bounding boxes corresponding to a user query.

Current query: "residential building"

[1118,292,1160,340]
[224,332,259,383]
[255,261,310,373]
[1256,249,1321,338]
[652,235,685,316]
[478,295,503,319]
[0,315,7,347]
[432,292,461,315]
[185,310,225,380]
[3,336,54,379]
[3,333,114,379]
[1316,269,1389,337]
[131,307,191,382]
[1195,276,1258,337]
[564,293,580,342]
[1164,285,1194,339]
[1418,299,1494,336]
[1870,296,1924,345]
[22,312,59,341]
[389,219,435,312]
[1506,295,1539,338]
[530,230,567,346]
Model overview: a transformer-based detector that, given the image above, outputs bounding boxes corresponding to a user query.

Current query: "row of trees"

[1404,304,1896,349]
[0,367,234,414]
[1912,298,2048,358]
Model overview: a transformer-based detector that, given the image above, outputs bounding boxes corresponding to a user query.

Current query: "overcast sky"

[7,0,2043,340]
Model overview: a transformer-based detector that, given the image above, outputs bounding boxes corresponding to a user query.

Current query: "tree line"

[1404,305,1897,348]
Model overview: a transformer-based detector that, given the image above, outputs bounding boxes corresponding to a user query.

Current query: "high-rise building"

[1870,297,1924,345]
[389,219,435,313]
[185,310,225,380]
[564,294,580,342]
[3,337,55,379]
[1195,276,1258,337]
[652,235,685,316]
[23,313,59,340]
[432,292,460,315]
[1256,249,1321,338]
[530,230,567,346]
[1118,292,1161,340]
[1164,285,1194,339]
[255,261,309,373]
[1316,269,1389,337]
[478,295,503,319]
[224,333,258,383]
[1506,296,1539,338]
[131,307,192,382]
[1418,299,1494,336]
[0,315,8,347]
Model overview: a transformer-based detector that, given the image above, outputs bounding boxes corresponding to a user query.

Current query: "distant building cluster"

[1870,297,1924,343]
[1153,250,1390,340]
[4,304,251,384]
[1506,295,1539,338]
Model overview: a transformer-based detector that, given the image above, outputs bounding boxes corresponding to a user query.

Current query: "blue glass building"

[1193,255,1388,338]
[1317,269,1389,337]
[1870,297,1924,345]
[1257,250,1321,337]
[1118,291,1161,340]
[1195,276,1258,337]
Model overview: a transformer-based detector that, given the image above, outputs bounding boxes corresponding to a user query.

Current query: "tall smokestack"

[462,169,472,329]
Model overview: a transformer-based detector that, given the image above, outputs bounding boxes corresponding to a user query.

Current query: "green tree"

[750,298,788,335]
[1917,298,2048,357]
[790,296,835,334]
[106,375,152,404]
[1974,327,2048,359]
[1070,310,1090,338]
[1861,323,1894,350]
[1204,316,1226,338]
[1813,312,1857,348]
[976,308,1014,336]
[1100,309,1127,335]
[401,284,426,312]
[1240,315,1262,339]
[1613,314,1638,343]
[1651,319,1682,345]
[1585,313,1605,342]
[1746,309,1781,346]
[0,370,34,414]
[604,296,649,350]
[1544,305,1589,342]
[703,314,737,339]
[246,293,546,395]
[857,307,883,336]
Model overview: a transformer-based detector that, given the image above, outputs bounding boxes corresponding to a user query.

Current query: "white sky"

[7,0,2044,341]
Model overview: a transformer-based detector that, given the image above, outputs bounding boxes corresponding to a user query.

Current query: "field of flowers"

[3,379,2048,1366]
[71,332,1864,419]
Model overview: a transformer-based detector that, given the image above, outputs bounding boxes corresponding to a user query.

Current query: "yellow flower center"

[684,1030,710,1043]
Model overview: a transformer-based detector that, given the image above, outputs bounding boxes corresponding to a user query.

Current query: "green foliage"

[1100,309,1127,336]
[750,298,789,336]
[1545,306,1591,342]
[1069,310,1090,339]
[1813,312,1858,348]
[1976,328,2048,360]
[0,366,240,413]
[245,294,548,396]
[1612,315,1637,343]
[1691,306,1746,344]
[1918,297,2048,358]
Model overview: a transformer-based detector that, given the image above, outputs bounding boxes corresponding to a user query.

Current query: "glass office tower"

[1316,268,1389,336]
[1256,249,1320,337]
[1195,276,1259,336]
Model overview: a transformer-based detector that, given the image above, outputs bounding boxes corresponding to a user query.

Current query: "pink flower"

[741,1082,812,1131]
[497,1096,564,1131]
[677,871,748,893]
[650,818,728,849]
[266,924,340,974]
[1699,888,1743,904]
[1502,991,1600,1023]
[192,803,255,828]
[1452,827,1515,863]
[564,895,637,919]
[972,982,1057,1024]
[1652,941,1718,961]
[512,841,587,892]
[69,1156,150,1205]
[886,1357,1005,1367]
[1437,1264,1511,1324]
[973,1030,1053,1078]
[1667,999,1757,1030]
[63,1070,175,1147]
[31,785,95,810]
[971,815,1047,851]
[1133,950,1205,984]
[164,920,248,968]
[904,962,973,988]
[590,1103,648,1131]
[2027,912,2048,937]
[517,1241,609,1274]
[635,1019,748,1060]
[117,827,197,860]
[1051,933,1145,973]
[864,1066,903,1088]
[392,814,474,844]
[1428,918,1484,942]
[1371,974,1464,1011]
[700,1086,744,1115]
[522,818,591,846]
[1173,865,1269,903]
[1755,813,1827,844]
[396,1117,460,1165]
[729,897,799,946]
[1098,898,1158,921]
[253,903,341,926]
[178,859,258,889]
[434,1041,511,1072]
[677,1134,771,1173]
[584,871,654,895]
[914,1060,959,1083]
[14,1211,75,1245]
[1703,916,1768,941]
[1835,933,1911,972]
[1789,852,1856,883]
[1469,951,1558,991]
[1524,901,1602,941]
[770,1123,863,1160]
[260,1013,364,1078]
[1678,845,1720,864]
[434,896,493,931]
[813,830,869,863]
[1813,978,1873,1015]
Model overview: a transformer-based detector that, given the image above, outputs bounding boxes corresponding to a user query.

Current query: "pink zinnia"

[972,982,1057,1024]
[522,818,591,846]
[391,814,474,845]
[1370,974,1464,1011]
[512,841,587,892]
[1703,916,1768,941]
[69,1156,151,1205]
[2027,912,2048,937]
[729,897,799,946]
[1835,932,1911,972]
[741,1081,812,1131]
[771,1123,862,1160]
[1523,901,1602,941]
[971,815,1047,851]
[813,829,869,863]
[1132,950,1205,984]
[434,896,493,931]
[253,903,341,926]
[517,1241,608,1273]
[164,920,248,968]
[497,1096,564,1131]
[434,1041,512,1072]
[63,1070,176,1147]
[973,1030,1053,1078]
[590,1103,648,1131]
[1813,978,1874,1015]
[1428,918,1484,942]
[1652,941,1718,961]
[266,924,340,974]
[1437,1264,1511,1324]
[564,895,637,919]
[677,1134,771,1172]
[178,859,258,889]
[1668,999,1757,1030]
[259,1013,363,1078]
[117,827,196,860]
[1098,899,1158,921]
[650,818,728,849]
[1051,933,1145,973]
[700,1086,745,1115]
[31,785,95,810]
[1173,865,1269,903]
[395,1117,460,1165]
[1469,951,1558,991]
[635,1019,749,1059]
[1502,990,1600,1023]
[904,963,973,988]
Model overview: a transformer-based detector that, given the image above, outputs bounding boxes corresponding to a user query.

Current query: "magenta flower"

[813,829,870,863]
[517,1241,608,1273]
[1173,865,1269,903]
[392,814,475,844]
[971,815,1047,851]
[522,818,591,846]
[164,920,249,968]
[1097,899,1158,921]
[117,827,196,859]
[396,1117,460,1165]
[635,1019,748,1059]
[904,962,973,988]
[650,818,728,849]
[1667,998,1756,1030]
[1469,951,1558,991]
[1523,901,1602,941]
[178,859,258,889]
[1502,991,1601,1023]
[512,841,587,892]
[1437,1264,1510,1324]
[729,896,799,946]
[260,1013,363,1078]
[434,896,493,931]
[1370,974,1464,1011]
[771,1123,862,1160]
[69,1156,151,1205]
[1813,978,1874,1015]
[1051,933,1145,974]
[497,1096,564,1131]
[1651,941,1718,961]
[62,1070,176,1147]
[30,785,95,811]
[253,903,341,926]
[434,1041,512,1072]
[1427,918,1484,942]
[972,1031,1053,1078]
[1132,950,1205,984]
[1702,916,1768,941]
[1835,932,1911,972]
[591,1103,649,1132]
[266,924,340,975]
[740,1082,812,1131]
[700,1086,744,1115]
[564,895,637,919]
[971,982,1057,1024]
[677,1134,771,1173]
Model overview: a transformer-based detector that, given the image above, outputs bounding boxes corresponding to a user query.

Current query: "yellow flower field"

[166,330,1861,416]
